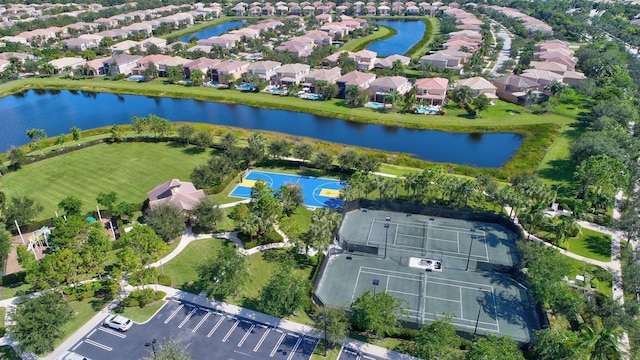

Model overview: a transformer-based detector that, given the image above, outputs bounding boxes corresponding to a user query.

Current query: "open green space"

[338,25,394,52]
[0,142,210,219]
[0,283,32,300]
[116,299,167,323]
[58,298,105,347]
[565,255,612,297]
[161,238,226,290]
[565,227,612,262]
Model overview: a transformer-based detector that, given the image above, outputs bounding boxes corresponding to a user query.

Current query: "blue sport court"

[230,170,344,209]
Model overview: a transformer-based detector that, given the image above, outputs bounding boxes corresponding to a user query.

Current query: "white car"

[103,314,133,332]
[58,351,91,360]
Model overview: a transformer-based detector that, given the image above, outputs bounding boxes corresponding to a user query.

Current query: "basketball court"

[315,209,537,343]
[229,170,344,209]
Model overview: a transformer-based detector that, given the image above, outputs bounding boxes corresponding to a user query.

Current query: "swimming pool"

[415,106,440,115]
[303,93,322,100]
[365,102,386,110]
[127,75,146,82]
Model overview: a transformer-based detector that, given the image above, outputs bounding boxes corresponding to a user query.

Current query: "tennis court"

[229,170,344,209]
[315,208,537,343]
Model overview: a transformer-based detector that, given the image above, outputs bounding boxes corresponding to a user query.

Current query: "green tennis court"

[315,208,537,343]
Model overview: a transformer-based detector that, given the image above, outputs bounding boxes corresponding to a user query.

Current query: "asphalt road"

[66,301,318,360]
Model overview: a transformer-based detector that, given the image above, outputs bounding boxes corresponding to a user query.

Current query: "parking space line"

[286,337,303,360]
[87,329,97,337]
[256,324,267,329]
[254,328,271,352]
[98,327,126,338]
[179,307,197,328]
[193,311,211,333]
[85,339,112,351]
[288,333,299,338]
[222,320,240,342]
[238,324,255,347]
[72,342,82,351]
[270,332,286,357]
[207,316,225,338]
[165,304,184,324]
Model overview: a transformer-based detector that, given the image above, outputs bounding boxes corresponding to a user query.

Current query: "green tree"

[149,114,172,138]
[314,307,349,350]
[26,128,47,155]
[69,126,81,142]
[177,124,195,146]
[166,66,183,83]
[313,151,334,171]
[246,131,269,162]
[276,184,304,216]
[5,196,43,231]
[220,132,238,151]
[472,94,490,116]
[349,289,405,338]
[257,265,308,317]
[302,208,341,252]
[465,334,524,360]
[250,180,282,235]
[0,224,12,266]
[192,197,223,231]
[132,116,150,135]
[189,69,205,85]
[410,318,461,360]
[575,155,628,201]
[238,212,261,241]
[337,148,359,171]
[116,225,168,265]
[144,203,185,242]
[197,243,248,300]
[112,201,139,221]
[533,328,584,360]
[268,139,292,159]
[293,142,314,161]
[96,191,118,211]
[7,146,26,170]
[579,316,624,360]
[9,292,73,354]
[194,131,213,149]
[57,196,83,216]
[141,337,191,360]
[110,124,125,142]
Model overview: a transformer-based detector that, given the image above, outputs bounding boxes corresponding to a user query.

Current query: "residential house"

[368,76,412,102]
[353,49,377,71]
[529,61,568,74]
[415,77,449,106]
[210,60,249,84]
[183,57,221,79]
[375,54,410,69]
[62,37,98,51]
[48,57,85,73]
[562,70,587,86]
[304,66,341,91]
[276,63,311,85]
[247,60,282,81]
[493,75,545,105]
[521,68,564,87]
[109,40,141,53]
[454,77,498,100]
[147,179,205,212]
[140,37,168,51]
[303,30,332,45]
[335,70,377,98]
[102,54,142,76]
[322,50,354,66]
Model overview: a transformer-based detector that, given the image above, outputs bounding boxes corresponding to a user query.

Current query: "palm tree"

[553,216,579,246]
[345,85,360,106]
[579,316,625,360]
[383,90,401,108]
[451,86,474,108]
[546,81,566,98]
[239,213,261,242]
[39,63,56,76]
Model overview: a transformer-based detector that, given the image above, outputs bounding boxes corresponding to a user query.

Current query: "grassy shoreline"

[0,77,577,177]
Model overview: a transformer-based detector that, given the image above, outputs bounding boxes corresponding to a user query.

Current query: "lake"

[0,90,522,168]
[367,20,426,56]
[181,20,247,42]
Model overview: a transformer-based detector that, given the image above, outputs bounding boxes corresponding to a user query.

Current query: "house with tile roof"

[415,77,449,106]
[455,77,498,100]
[368,76,411,102]
[493,75,545,105]
[147,179,205,212]
[247,60,282,81]
[335,70,377,98]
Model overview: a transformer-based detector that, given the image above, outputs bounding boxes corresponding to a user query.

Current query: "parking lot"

[337,347,387,360]
[67,301,319,360]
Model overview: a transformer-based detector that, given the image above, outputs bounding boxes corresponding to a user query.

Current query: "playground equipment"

[27,226,51,257]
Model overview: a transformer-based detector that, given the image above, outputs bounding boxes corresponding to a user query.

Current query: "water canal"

[0,90,522,168]
[367,20,426,56]
[180,20,247,42]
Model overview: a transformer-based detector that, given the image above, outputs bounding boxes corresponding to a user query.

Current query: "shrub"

[0,271,26,286]
[129,268,159,286]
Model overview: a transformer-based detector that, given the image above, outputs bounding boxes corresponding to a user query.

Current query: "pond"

[181,20,247,42]
[0,90,523,168]
[367,20,426,56]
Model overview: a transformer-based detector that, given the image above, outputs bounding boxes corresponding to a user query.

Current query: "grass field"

[58,298,105,348]
[117,299,167,323]
[339,26,394,52]
[0,142,210,219]
[565,227,612,262]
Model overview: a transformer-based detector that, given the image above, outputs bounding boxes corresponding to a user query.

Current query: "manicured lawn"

[0,306,5,327]
[161,238,227,291]
[564,256,612,297]
[0,142,210,219]
[565,227,612,262]
[339,26,393,52]
[0,283,32,300]
[58,297,106,347]
[116,299,167,323]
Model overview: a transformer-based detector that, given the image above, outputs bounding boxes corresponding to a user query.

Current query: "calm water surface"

[181,20,247,42]
[367,20,426,56]
[0,90,522,168]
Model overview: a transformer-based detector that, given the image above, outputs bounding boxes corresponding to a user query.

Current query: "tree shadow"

[240,297,261,312]
[182,146,206,155]
[165,142,186,149]
[536,159,575,183]
[582,234,612,259]
[89,296,113,311]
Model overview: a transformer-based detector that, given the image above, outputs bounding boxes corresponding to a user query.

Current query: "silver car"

[103,314,133,331]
